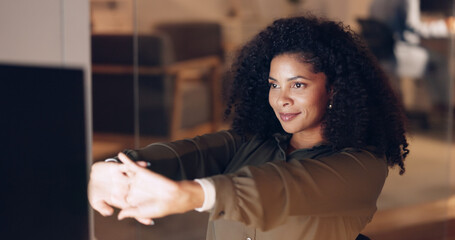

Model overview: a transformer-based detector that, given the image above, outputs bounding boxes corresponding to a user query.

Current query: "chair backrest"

[91,34,165,66]
[154,22,223,62]
[91,34,170,135]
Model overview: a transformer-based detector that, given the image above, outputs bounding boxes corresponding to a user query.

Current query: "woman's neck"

[289,129,325,150]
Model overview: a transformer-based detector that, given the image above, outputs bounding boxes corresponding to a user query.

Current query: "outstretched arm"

[89,131,242,224]
[116,130,243,180]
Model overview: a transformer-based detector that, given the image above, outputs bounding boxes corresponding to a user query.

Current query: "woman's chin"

[281,126,299,134]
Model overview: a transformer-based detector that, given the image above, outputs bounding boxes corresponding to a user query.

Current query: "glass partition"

[90,1,138,239]
[90,0,455,239]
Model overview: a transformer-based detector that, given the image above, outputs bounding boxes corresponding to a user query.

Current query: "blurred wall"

[91,0,374,43]
[0,0,91,69]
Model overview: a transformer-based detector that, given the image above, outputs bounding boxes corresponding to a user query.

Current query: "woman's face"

[268,53,329,137]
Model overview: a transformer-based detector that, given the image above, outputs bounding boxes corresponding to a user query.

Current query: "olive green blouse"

[122,130,388,240]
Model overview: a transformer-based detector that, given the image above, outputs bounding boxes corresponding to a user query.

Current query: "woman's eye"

[294,82,305,88]
[269,83,278,88]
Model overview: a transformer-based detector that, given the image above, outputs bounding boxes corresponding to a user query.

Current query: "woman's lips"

[279,112,301,121]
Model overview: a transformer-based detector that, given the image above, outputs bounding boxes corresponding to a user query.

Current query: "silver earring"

[328,103,333,109]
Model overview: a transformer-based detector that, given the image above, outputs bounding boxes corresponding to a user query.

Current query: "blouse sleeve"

[207,148,388,231]
[120,130,244,180]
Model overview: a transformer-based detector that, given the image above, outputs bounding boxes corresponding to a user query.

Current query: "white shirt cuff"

[194,178,216,212]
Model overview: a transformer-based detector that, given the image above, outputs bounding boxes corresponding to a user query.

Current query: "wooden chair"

[92,23,224,142]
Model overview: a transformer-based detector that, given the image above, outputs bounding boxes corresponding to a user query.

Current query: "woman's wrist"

[178,180,205,211]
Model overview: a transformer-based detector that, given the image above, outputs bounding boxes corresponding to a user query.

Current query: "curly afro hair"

[225,15,409,174]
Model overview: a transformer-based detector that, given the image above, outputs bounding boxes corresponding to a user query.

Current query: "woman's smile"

[279,112,301,121]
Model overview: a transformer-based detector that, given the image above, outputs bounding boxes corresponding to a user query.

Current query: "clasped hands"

[88,152,204,225]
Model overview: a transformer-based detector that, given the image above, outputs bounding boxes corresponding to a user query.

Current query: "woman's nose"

[277,90,292,107]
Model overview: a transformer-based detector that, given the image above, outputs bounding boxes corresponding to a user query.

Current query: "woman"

[89,15,409,240]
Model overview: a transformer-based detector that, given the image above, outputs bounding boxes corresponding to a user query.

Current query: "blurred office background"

[1,0,454,239]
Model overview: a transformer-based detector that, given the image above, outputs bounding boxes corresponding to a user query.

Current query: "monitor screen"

[0,64,89,240]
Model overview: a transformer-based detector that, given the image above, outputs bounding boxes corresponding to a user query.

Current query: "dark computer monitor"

[0,64,89,239]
